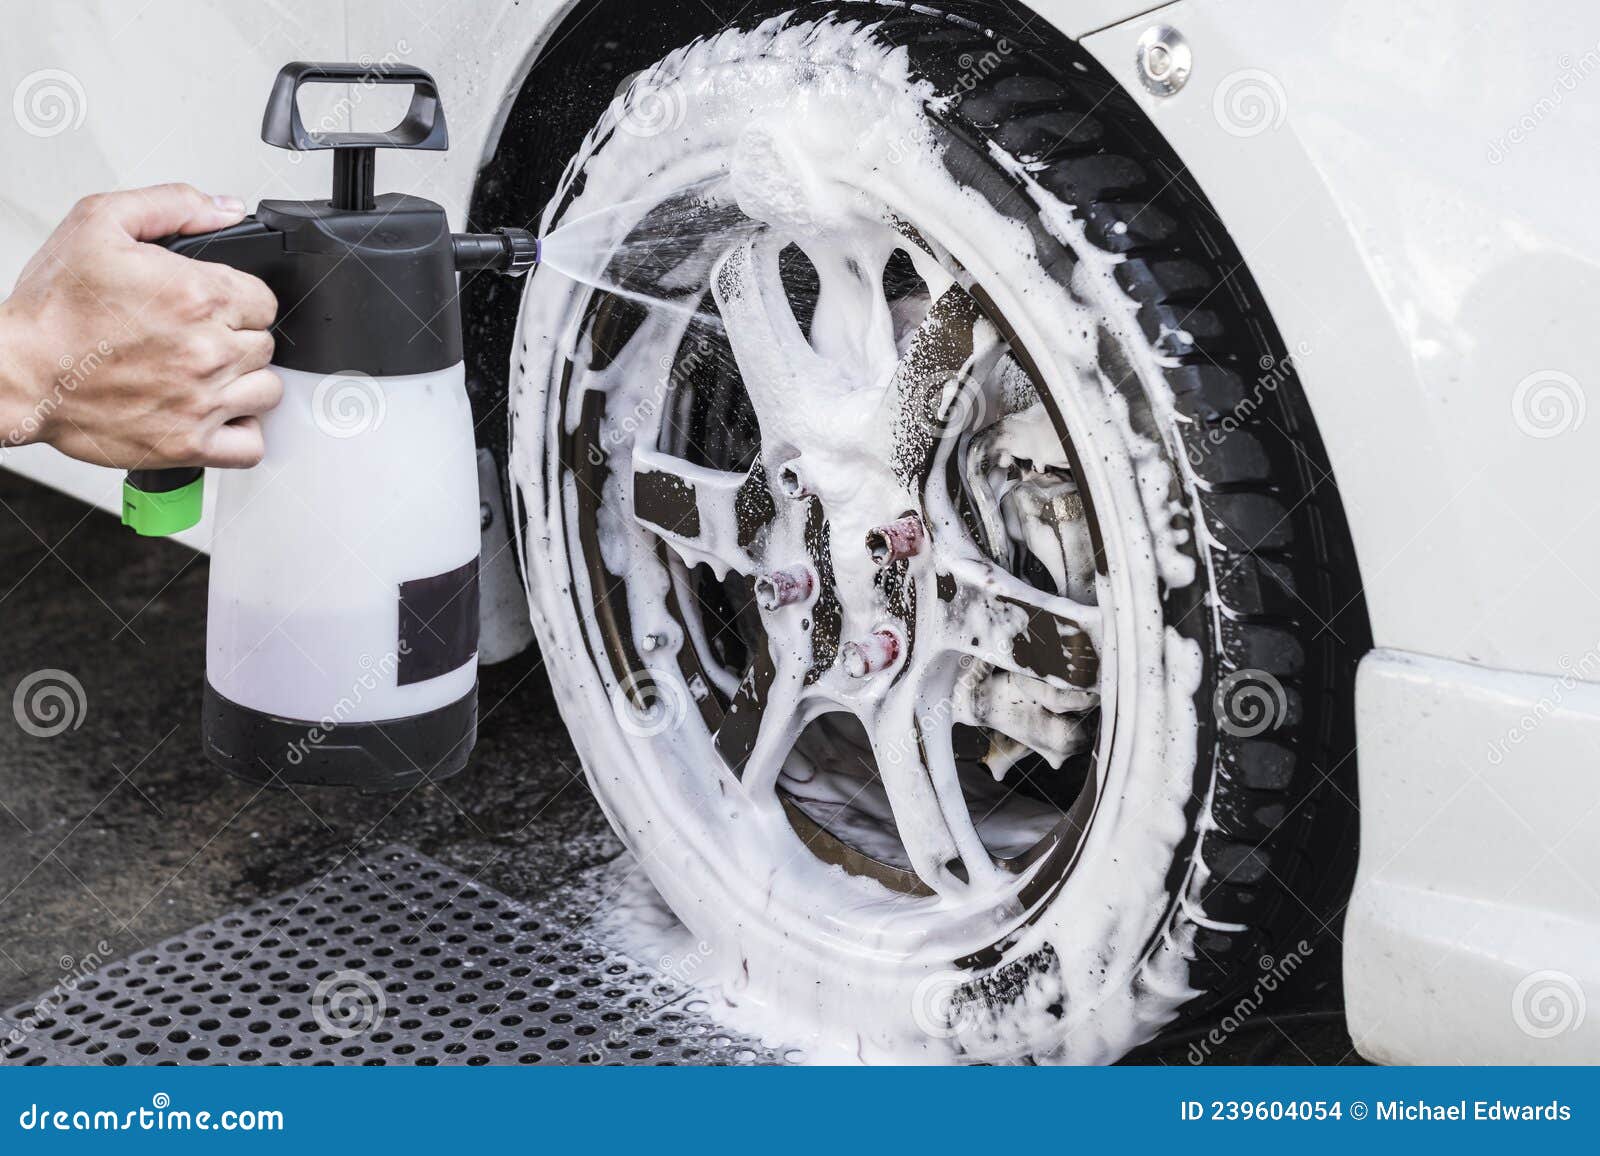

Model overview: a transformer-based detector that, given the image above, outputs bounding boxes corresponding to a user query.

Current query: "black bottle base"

[202,681,476,792]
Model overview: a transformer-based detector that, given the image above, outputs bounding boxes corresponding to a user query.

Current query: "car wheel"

[508,4,1366,1062]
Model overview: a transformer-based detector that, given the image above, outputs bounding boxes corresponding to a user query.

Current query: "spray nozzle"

[261,63,538,275]
[452,228,538,275]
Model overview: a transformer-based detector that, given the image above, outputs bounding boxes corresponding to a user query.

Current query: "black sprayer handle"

[157,218,283,264]
[260,61,449,153]
[260,62,449,210]
[122,222,288,535]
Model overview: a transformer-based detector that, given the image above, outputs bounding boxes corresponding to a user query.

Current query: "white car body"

[3,0,1595,1063]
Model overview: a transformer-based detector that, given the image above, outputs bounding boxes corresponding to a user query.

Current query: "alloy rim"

[556,196,1124,912]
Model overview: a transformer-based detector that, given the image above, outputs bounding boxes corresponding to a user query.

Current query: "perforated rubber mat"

[0,845,785,1066]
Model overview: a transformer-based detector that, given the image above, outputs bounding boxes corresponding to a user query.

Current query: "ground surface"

[0,469,1359,1064]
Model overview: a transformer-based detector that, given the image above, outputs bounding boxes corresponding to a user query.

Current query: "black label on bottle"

[397,557,480,686]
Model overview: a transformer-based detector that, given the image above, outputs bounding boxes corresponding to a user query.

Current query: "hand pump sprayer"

[120,62,536,790]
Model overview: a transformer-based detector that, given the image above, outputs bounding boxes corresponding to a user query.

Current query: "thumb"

[98,183,247,242]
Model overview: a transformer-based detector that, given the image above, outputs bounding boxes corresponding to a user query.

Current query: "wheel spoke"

[631,446,774,579]
[715,648,809,796]
[867,678,997,896]
[939,555,1099,689]
[710,236,829,443]
[889,284,1003,487]
[801,242,898,376]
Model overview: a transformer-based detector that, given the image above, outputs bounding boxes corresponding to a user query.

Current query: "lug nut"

[841,630,901,678]
[755,566,814,611]
[778,464,807,499]
[640,631,669,653]
[866,515,924,566]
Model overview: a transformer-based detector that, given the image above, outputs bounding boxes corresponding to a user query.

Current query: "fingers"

[217,367,283,421]
[145,367,278,468]
[212,265,277,331]
[202,416,266,469]
[191,367,280,468]
[219,327,275,378]
[78,183,247,242]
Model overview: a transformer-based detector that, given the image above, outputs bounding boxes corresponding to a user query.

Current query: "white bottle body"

[206,362,480,723]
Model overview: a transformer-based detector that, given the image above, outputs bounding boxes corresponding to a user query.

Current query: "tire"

[509,3,1367,1063]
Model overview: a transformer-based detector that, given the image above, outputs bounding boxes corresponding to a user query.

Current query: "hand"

[0,183,281,469]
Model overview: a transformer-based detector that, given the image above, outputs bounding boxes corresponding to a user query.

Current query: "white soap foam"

[510,13,1215,1064]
